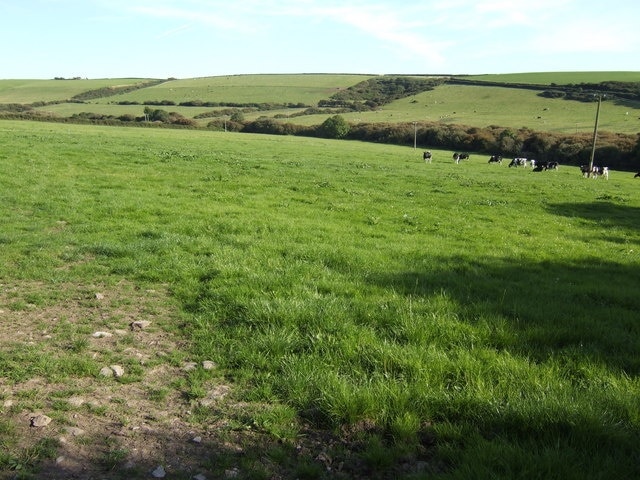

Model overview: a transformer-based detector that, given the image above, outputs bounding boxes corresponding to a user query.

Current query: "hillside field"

[2,72,640,135]
[1,119,639,479]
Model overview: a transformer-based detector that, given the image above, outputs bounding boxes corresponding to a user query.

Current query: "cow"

[533,161,559,172]
[423,151,432,163]
[635,172,640,178]
[580,165,592,177]
[488,155,502,164]
[509,157,527,168]
[580,165,605,178]
[453,152,469,164]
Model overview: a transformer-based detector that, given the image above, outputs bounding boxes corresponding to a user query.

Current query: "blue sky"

[2,0,639,79]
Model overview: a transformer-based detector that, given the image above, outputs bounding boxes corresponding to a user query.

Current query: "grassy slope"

[12,72,639,135]
[1,119,639,479]
[93,74,374,105]
[465,71,640,84]
[296,83,640,134]
[0,78,152,103]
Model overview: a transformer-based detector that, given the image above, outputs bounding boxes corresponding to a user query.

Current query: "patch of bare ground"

[1,281,438,480]
[0,281,276,479]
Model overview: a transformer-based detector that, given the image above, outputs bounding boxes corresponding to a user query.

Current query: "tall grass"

[1,120,639,478]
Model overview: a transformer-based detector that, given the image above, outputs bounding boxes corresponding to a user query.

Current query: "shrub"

[320,115,350,139]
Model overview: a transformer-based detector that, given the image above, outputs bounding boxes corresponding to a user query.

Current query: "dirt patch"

[0,281,264,479]
[0,281,438,480]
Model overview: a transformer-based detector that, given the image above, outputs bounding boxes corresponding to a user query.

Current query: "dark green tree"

[320,115,350,139]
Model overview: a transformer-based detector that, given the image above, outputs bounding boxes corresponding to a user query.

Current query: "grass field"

[1,119,639,479]
[466,71,640,84]
[0,78,151,104]
[9,72,637,136]
[296,84,640,135]
[94,74,375,106]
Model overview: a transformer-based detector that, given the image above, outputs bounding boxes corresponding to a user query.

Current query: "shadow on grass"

[370,254,640,374]
[365,253,640,477]
[547,201,640,234]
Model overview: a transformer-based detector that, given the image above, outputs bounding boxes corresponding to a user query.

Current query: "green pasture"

[290,84,640,135]
[0,78,151,104]
[32,101,217,121]
[15,73,640,136]
[32,102,308,127]
[1,119,639,479]
[466,71,640,85]
[95,74,374,106]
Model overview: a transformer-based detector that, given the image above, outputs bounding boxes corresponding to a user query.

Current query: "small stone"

[130,320,152,330]
[202,360,216,370]
[224,468,239,478]
[30,414,52,427]
[110,365,125,377]
[99,367,114,377]
[65,427,85,436]
[67,396,85,407]
[193,474,207,480]
[191,436,202,443]
[95,293,105,300]
[92,331,112,338]
[151,465,166,478]
[182,362,198,371]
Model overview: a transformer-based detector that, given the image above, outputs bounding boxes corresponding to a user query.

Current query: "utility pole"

[588,94,602,176]
[413,122,417,149]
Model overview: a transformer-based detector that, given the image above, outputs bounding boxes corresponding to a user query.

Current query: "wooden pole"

[588,95,602,176]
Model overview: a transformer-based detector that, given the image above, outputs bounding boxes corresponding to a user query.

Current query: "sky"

[1,0,639,79]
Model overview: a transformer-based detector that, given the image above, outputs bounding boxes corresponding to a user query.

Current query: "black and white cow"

[423,151,432,163]
[532,161,559,172]
[634,172,640,178]
[453,152,469,164]
[488,155,502,164]
[509,157,527,168]
[581,165,605,178]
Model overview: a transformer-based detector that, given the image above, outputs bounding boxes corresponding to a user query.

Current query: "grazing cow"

[509,157,527,168]
[635,172,640,178]
[533,161,559,172]
[423,151,432,163]
[580,165,605,178]
[453,152,469,164]
[529,159,536,169]
[488,155,502,164]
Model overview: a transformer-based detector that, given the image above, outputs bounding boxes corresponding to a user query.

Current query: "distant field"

[466,71,640,84]
[96,74,374,106]
[0,78,151,103]
[4,72,640,135]
[285,84,640,135]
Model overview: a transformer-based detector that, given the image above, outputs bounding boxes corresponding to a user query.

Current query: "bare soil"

[0,281,436,480]
[0,281,278,479]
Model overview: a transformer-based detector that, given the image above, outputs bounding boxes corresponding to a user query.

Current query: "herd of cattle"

[421,151,634,179]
